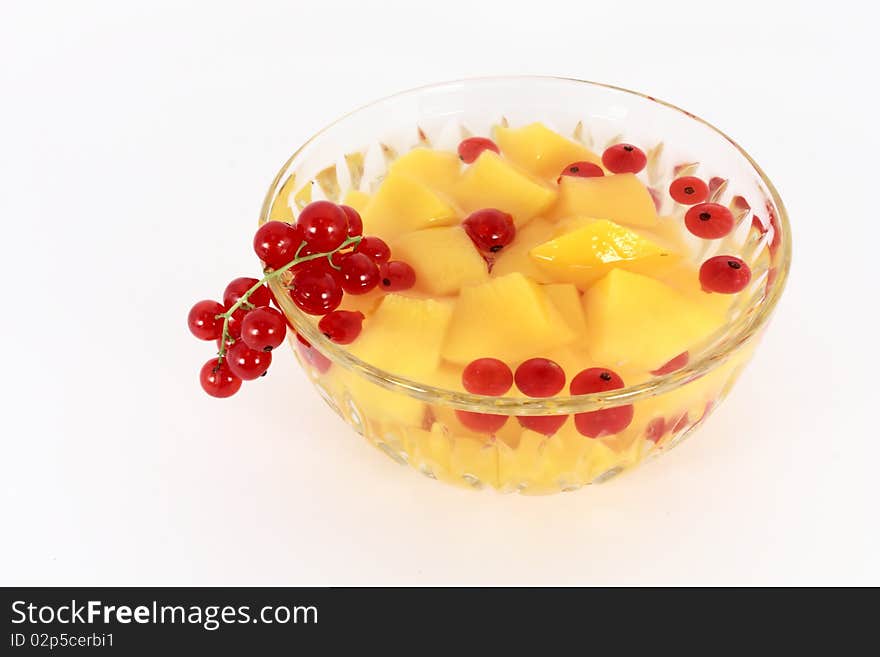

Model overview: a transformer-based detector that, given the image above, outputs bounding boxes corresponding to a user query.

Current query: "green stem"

[215,235,362,362]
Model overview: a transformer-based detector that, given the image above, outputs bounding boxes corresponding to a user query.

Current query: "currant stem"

[215,235,362,362]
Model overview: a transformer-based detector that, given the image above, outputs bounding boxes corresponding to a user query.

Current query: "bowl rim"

[260,75,791,415]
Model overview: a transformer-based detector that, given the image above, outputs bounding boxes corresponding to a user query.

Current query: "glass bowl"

[259,76,791,494]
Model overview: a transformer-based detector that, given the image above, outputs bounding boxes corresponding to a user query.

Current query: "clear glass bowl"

[259,77,791,494]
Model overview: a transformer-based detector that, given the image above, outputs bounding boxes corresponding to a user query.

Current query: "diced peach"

[493,122,602,181]
[361,174,459,241]
[551,174,658,228]
[454,151,556,225]
[530,219,680,288]
[392,226,488,296]
[388,148,460,195]
[582,269,723,370]
[442,273,575,364]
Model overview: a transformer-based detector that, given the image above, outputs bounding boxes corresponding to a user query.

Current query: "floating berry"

[557,161,604,183]
[699,255,751,294]
[462,358,513,396]
[454,410,507,434]
[289,268,343,315]
[651,351,689,376]
[199,358,242,398]
[241,306,286,352]
[297,200,348,252]
[378,261,416,291]
[340,205,363,237]
[517,415,567,436]
[645,417,667,443]
[669,176,709,205]
[188,300,225,341]
[227,341,272,380]
[685,202,735,239]
[339,252,380,294]
[223,277,272,310]
[457,137,499,164]
[319,310,365,344]
[295,333,332,374]
[253,221,302,270]
[601,143,647,174]
[514,358,565,397]
[355,236,391,264]
[570,368,634,437]
[463,208,516,253]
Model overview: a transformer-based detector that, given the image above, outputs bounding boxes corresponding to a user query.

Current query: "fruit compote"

[265,121,777,493]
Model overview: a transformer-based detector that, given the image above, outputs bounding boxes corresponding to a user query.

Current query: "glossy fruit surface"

[289,269,343,315]
[240,306,286,351]
[462,208,516,253]
[253,221,302,270]
[188,300,224,340]
[199,358,242,398]
[297,200,348,251]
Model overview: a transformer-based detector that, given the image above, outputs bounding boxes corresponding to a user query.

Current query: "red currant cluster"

[454,357,635,439]
[188,200,416,398]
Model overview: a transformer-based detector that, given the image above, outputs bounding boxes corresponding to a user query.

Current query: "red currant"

[292,246,344,285]
[650,351,689,376]
[669,176,709,205]
[557,161,604,183]
[570,368,634,437]
[216,333,236,354]
[340,205,363,237]
[297,200,348,251]
[463,208,516,253]
[199,358,242,398]
[241,306,286,352]
[223,277,272,309]
[685,202,735,239]
[457,137,499,164]
[339,252,380,294]
[645,417,667,443]
[699,255,751,294]
[462,358,513,396]
[601,143,647,174]
[288,268,343,315]
[227,341,271,380]
[223,305,248,339]
[378,261,416,291]
[455,410,507,434]
[517,415,567,436]
[319,310,365,344]
[355,236,391,263]
[188,300,225,341]
[295,333,332,374]
[253,221,302,270]
[514,358,565,397]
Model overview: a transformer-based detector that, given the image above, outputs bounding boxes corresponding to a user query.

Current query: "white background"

[1,0,877,586]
